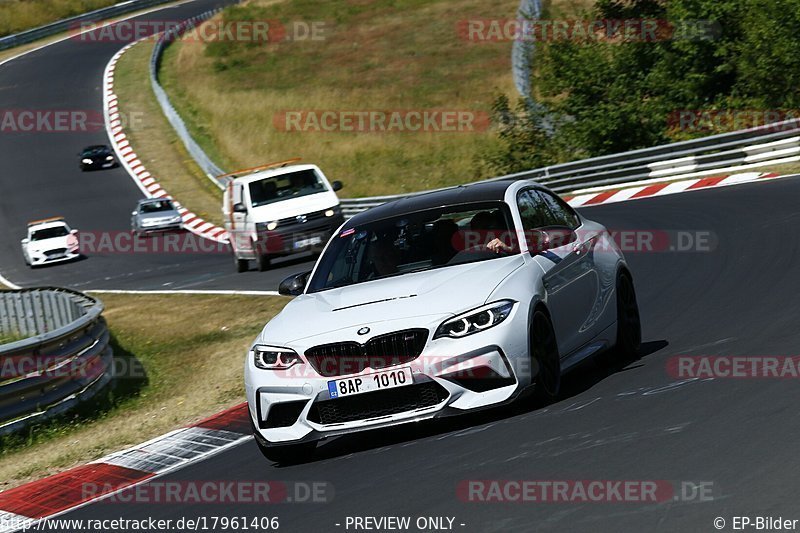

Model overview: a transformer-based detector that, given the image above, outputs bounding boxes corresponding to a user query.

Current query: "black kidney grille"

[305,329,428,377]
[307,381,449,425]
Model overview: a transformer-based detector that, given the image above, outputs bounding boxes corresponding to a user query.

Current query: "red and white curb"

[562,171,782,207]
[0,403,250,532]
[103,41,229,244]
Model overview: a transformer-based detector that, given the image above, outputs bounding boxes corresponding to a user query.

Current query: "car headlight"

[252,345,302,370]
[170,215,182,224]
[106,155,114,161]
[81,158,93,164]
[256,221,278,232]
[433,300,515,339]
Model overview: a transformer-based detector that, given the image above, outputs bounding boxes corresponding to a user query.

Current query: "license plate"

[328,367,413,399]
[294,236,322,249]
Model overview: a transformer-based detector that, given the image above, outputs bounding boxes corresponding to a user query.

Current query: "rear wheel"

[235,256,249,273]
[530,309,561,403]
[615,271,641,360]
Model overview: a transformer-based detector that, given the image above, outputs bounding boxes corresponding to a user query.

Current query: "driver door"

[518,188,600,357]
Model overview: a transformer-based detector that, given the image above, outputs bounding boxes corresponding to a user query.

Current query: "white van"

[222,162,344,272]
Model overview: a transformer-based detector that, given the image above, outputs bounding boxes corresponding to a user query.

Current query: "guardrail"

[142,6,800,219]
[150,7,237,188]
[0,0,180,52]
[0,288,113,435]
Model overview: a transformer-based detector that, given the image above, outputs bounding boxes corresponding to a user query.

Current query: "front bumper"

[254,215,344,257]
[29,249,80,265]
[245,305,534,446]
[135,222,184,234]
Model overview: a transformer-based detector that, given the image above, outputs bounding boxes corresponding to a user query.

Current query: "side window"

[537,190,580,229]
[517,189,554,230]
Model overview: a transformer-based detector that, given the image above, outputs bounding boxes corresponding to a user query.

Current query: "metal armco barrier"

[150,7,238,188]
[0,289,113,435]
[0,0,180,51]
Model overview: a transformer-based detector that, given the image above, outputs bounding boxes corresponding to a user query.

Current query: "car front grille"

[304,329,428,377]
[307,381,449,425]
[44,248,67,257]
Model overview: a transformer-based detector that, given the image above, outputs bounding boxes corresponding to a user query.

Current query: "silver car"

[131,199,183,235]
[245,179,642,464]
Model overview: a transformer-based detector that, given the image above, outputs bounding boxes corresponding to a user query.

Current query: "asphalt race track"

[0,0,314,291]
[60,176,800,531]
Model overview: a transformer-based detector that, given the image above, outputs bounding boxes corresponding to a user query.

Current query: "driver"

[470,210,513,254]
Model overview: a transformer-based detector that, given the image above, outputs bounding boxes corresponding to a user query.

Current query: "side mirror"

[527,228,576,253]
[233,202,248,213]
[70,229,79,235]
[21,238,29,245]
[278,271,311,296]
[331,180,343,192]
[131,211,138,216]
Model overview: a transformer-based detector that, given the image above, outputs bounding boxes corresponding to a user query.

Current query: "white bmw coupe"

[245,180,641,463]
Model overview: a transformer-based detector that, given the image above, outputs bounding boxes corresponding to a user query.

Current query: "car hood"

[248,191,339,222]
[260,255,525,345]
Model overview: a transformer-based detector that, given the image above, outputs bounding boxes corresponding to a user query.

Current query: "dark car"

[79,145,117,171]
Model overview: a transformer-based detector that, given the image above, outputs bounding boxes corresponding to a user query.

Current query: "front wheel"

[614,271,641,360]
[235,257,249,273]
[256,253,271,272]
[530,309,561,403]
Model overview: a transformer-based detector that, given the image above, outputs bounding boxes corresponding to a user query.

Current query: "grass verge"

[0,0,117,37]
[112,38,225,225]
[159,0,518,198]
[0,292,287,490]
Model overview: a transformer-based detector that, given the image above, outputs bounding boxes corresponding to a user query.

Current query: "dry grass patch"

[0,292,287,490]
[113,38,224,225]
[0,0,117,37]
[160,0,519,198]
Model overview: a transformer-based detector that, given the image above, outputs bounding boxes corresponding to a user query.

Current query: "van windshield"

[248,169,326,208]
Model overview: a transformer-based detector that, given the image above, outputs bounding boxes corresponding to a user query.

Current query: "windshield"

[82,146,109,156]
[308,202,517,292]
[139,200,175,213]
[31,226,69,241]
[248,169,326,208]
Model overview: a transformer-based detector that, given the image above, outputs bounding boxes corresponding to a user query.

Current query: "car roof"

[231,164,320,185]
[28,217,68,230]
[343,180,518,227]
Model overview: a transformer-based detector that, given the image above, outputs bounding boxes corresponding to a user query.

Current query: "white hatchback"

[21,217,81,267]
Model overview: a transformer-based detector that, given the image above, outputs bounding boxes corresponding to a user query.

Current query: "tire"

[530,308,561,403]
[235,257,249,273]
[256,253,271,272]
[614,271,641,360]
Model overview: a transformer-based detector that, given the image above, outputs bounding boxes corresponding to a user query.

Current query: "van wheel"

[235,257,249,273]
[256,254,271,272]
